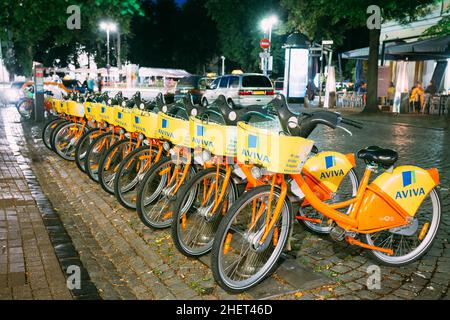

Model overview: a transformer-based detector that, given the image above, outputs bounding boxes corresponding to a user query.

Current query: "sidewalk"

[290,104,449,130]
[0,108,72,300]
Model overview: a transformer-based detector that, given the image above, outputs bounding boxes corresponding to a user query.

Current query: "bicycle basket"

[59,100,68,114]
[115,107,136,133]
[132,109,158,138]
[190,116,237,157]
[52,99,62,114]
[98,104,118,126]
[156,112,191,147]
[67,101,85,118]
[237,121,314,174]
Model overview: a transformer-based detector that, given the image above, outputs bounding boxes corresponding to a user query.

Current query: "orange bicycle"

[211,95,441,293]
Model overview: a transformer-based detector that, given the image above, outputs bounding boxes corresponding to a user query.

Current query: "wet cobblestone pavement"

[2,105,449,300]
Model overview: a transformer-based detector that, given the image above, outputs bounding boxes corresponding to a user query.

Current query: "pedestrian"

[358,81,367,106]
[87,76,95,93]
[387,81,395,106]
[409,81,424,113]
[97,73,103,93]
[424,80,437,114]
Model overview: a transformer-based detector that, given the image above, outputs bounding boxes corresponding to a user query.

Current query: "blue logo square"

[248,135,258,148]
[101,107,105,113]
[118,112,122,119]
[135,116,140,124]
[162,119,168,128]
[325,156,335,169]
[197,125,204,137]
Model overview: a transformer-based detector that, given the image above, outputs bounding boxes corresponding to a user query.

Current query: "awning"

[342,35,450,61]
[138,67,191,78]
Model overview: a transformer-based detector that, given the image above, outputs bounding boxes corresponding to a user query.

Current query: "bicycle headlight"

[251,166,262,180]
[202,150,211,162]
[163,141,170,151]
[229,111,237,121]
[288,116,298,129]
[140,103,145,110]
[162,106,168,113]
[121,101,126,107]
[191,108,198,116]
[108,99,112,105]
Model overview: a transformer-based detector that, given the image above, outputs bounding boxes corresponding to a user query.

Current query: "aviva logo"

[320,155,344,179]
[192,125,212,147]
[241,134,269,163]
[158,119,174,138]
[325,155,336,169]
[396,170,424,199]
[402,171,416,187]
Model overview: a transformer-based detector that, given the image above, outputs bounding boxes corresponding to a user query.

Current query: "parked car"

[201,73,274,108]
[2,81,26,105]
[174,75,211,105]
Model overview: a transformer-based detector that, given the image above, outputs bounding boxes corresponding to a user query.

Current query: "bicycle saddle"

[357,146,398,168]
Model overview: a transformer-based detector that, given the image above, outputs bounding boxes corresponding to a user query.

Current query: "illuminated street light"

[99,21,118,67]
[260,15,278,75]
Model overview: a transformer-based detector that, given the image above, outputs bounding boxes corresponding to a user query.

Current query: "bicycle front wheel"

[84,132,115,183]
[171,167,237,257]
[52,121,87,161]
[42,118,67,150]
[211,185,292,293]
[114,145,160,209]
[98,138,137,194]
[75,128,102,173]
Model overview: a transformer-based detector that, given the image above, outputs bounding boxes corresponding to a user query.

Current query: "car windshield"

[11,82,25,89]
[242,75,272,88]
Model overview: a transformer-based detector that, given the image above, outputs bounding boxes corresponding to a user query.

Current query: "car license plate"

[253,91,265,95]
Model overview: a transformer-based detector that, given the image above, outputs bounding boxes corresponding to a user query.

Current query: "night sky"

[176,0,186,5]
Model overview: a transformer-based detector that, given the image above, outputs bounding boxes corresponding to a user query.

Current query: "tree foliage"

[205,0,286,75]
[0,0,143,76]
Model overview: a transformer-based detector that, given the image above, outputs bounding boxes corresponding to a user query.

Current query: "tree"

[280,0,436,113]
[205,0,286,75]
[0,0,143,76]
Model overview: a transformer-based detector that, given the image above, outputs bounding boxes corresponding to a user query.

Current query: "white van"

[201,73,274,108]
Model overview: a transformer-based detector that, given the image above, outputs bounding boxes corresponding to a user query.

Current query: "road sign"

[260,38,270,50]
[259,52,270,59]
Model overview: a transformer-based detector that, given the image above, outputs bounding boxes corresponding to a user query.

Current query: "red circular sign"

[260,38,270,50]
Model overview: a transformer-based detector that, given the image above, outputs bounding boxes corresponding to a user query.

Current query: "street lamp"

[99,21,117,67]
[260,15,278,75]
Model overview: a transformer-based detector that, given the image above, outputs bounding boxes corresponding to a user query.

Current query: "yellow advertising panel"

[237,122,314,174]
[98,105,118,126]
[190,117,237,157]
[371,166,437,217]
[66,101,85,118]
[53,99,63,113]
[60,100,68,114]
[155,112,191,147]
[132,109,159,138]
[115,107,136,133]
[302,152,354,193]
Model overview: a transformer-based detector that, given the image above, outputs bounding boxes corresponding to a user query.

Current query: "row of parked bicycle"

[42,91,441,293]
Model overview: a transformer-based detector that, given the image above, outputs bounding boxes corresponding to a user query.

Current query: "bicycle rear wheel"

[75,128,102,173]
[98,138,137,194]
[211,185,292,293]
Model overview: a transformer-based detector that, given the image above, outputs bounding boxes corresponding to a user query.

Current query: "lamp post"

[260,15,278,75]
[99,21,117,67]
